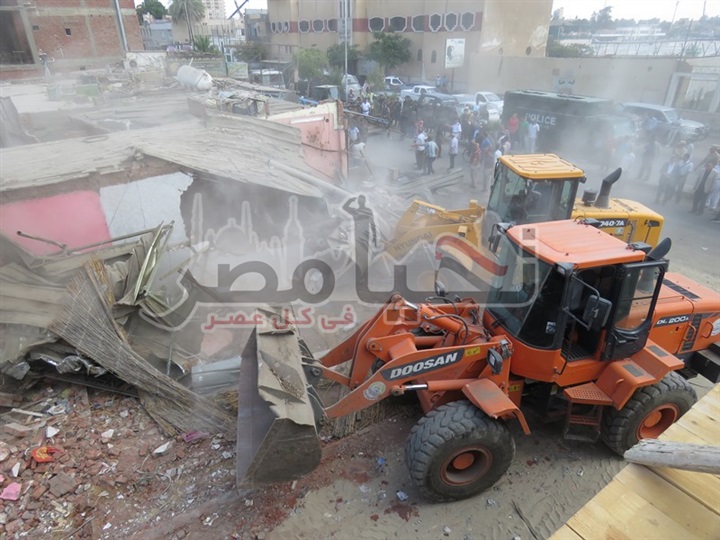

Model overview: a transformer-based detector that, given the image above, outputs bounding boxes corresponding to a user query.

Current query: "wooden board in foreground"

[550,384,720,540]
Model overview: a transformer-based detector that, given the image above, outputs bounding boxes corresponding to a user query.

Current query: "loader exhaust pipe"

[594,167,622,209]
[236,310,322,488]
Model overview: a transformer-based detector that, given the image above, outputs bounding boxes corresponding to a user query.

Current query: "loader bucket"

[236,321,322,488]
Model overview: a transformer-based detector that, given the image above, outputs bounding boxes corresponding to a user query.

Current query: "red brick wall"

[28,0,143,61]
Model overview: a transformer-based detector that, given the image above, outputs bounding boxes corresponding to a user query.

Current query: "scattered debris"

[183,431,210,444]
[487,498,497,507]
[30,446,60,463]
[396,490,409,502]
[0,482,22,501]
[46,426,60,438]
[2,422,36,438]
[153,441,173,456]
[443,525,452,536]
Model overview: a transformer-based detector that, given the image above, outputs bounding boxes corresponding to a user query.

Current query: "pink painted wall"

[270,103,347,182]
[0,191,111,255]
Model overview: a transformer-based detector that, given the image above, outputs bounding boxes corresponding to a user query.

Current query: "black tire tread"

[601,371,696,455]
[404,400,515,502]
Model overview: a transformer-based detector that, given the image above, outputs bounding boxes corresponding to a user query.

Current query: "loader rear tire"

[404,400,515,502]
[601,371,696,455]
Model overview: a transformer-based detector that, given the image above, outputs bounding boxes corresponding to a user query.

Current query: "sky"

[145,0,719,22]
[552,0,720,21]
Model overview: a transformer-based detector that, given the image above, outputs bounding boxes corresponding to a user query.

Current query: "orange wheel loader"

[236,220,720,502]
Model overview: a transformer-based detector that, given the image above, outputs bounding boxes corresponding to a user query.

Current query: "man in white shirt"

[451,120,462,138]
[424,136,439,174]
[348,124,359,147]
[361,99,371,116]
[414,131,427,170]
[527,121,540,153]
[449,133,459,169]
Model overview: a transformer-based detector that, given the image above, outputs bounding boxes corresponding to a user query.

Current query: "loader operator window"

[486,235,554,347]
[488,168,572,224]
[614,265,662,331]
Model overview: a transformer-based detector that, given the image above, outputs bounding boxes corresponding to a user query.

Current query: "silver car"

[621,102,709,144]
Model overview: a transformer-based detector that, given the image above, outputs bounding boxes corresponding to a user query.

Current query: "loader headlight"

[487,349,503,375]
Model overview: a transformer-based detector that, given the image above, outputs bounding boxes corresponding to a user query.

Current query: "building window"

[299,20,310,33]
[270,22,277,32]
[283,21,289,33]
[32,25,39,31]
[431,50,436,63]
[389,16,406,32]
[444,13,458,31]
[368,17,384,32]
[411,15,425,32]
[428,14,442,32]
[65,28,72,36]
[460,12,475,31]
[417,49,422,61]
[327,18,337,32]
[526,46,532,56]
[312,19,324,32]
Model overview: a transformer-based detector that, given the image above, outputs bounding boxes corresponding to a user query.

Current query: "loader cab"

[484,155,585,238]
[483,154,665,248]
[485,221,667,382]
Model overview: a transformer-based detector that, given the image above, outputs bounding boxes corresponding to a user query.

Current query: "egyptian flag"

[434,234,507,292]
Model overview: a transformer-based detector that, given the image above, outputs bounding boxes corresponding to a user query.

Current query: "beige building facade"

[265,0,553,90]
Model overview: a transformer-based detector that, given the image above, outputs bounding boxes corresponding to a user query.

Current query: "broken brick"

[48,472,78,497]
[31,484,48,500]
[2,423,35,438]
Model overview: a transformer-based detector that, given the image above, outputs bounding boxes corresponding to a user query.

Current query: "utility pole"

[343,0,348,85]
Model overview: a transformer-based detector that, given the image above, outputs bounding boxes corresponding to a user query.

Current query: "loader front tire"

[601,371,696,455]
[404,400,515,502]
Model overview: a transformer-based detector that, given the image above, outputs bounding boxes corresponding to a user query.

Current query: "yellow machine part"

[500,153,584,179]
[571,198,664,247]
[386,199,485,259]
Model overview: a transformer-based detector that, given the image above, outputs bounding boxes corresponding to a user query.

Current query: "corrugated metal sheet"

[0,114,326,198]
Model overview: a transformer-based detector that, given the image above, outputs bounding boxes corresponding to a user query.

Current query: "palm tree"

[169,0,205,42]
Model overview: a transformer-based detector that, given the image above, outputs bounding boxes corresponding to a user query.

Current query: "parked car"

[341,73,362,98]
[400,85,440,101]
[454,95,500,123]
[384,76,406,91]
[474,91,504,115]
[620,102,709,144]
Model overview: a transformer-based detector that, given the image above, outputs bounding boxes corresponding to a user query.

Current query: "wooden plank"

[650,465,720,514]
[614,465,720,537]
[661,421,718,446]
[685,398,720,428]
[667,408,720,444]
[549,524,584,540]
[567,480,697,540]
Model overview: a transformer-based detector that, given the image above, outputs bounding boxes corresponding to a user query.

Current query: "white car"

[384,76,405,89]
[474,91,504,115]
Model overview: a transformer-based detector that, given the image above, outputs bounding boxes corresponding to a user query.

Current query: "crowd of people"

[645,131,720,222]
[411,109,516,189]
[344,90,720,223]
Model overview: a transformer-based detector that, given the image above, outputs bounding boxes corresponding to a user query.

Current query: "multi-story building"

[0,0,143,79]
[265,0,553,90]
[202,0,226,21]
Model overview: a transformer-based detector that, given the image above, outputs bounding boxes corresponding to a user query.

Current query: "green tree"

[546,37,595,58]
[367,32,412,70]
[169,0,205,23]
[298,48,327,80]
[234,42,268,63]
[326,44,360,69]
[591,6,613,29]
[193,35,219,55]
[136,0,167,23]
